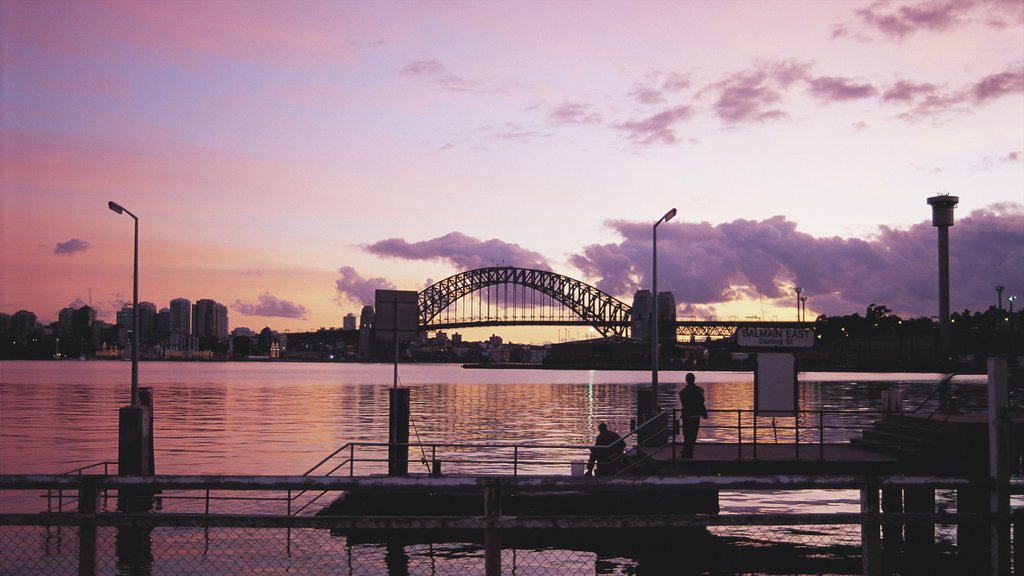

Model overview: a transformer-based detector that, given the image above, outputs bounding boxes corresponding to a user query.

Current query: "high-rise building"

[156,308,171,334]
[343,313,357,331]
[193,299,228,341]
[138,302,157,344]
[58,307,76,337]
[170,298,191,335]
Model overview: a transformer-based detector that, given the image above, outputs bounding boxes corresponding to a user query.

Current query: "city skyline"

[2,1,1023,344]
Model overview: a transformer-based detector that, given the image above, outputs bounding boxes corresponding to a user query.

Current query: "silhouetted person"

[586,422,624,476]
[678,373,708,458]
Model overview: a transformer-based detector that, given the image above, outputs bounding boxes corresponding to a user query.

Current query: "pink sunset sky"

[2,0,1022,343]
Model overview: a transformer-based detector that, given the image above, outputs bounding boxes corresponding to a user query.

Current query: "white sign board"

[755,352,797,415]
[737,327,814,348]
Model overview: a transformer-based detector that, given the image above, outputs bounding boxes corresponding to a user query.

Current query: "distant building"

[156,308,171,334]
[58,307,76,337]
[10,310,39,335]
[193,299,228,342]
[343,313,357,331]
[138,302,157,344]
[359,305,374,329]
[170,298,191,335]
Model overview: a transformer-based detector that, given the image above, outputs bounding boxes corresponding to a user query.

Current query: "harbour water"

[0,361,998,574]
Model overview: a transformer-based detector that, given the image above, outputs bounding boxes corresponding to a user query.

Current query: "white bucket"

[570,461,585,476]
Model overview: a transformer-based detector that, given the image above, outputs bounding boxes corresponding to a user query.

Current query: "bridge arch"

[418,267,632,337]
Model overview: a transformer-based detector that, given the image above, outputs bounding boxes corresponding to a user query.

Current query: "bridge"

[409,266,812,340]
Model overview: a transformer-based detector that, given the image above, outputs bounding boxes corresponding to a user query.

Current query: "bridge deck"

[636,442,906,475]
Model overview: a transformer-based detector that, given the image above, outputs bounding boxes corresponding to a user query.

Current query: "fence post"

[988,357,1010,576]
[861,479,882,575]
[484,480,502,576]
[78,477,99,576]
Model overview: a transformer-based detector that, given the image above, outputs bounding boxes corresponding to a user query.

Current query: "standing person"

[585,423,624,476]
[678,372,708,458]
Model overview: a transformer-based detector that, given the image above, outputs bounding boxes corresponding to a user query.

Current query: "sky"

[2,0,1023,344]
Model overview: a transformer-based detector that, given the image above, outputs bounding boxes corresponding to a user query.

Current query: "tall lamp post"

[996,285,1004,310]
[651,207,677,405]
[108,201,139,406]
[1009,295,1017,315]
[795,287,804,321]
[800,296,808,322]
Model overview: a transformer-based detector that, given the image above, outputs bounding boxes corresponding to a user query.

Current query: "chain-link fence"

[2,475,1020,575]
[1,519,1018,575]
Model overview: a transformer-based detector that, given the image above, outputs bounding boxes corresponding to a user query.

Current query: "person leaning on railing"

[586,422,625,476]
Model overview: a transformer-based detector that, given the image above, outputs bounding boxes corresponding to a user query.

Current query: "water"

[0,361,986,478]
[0,361,995,574]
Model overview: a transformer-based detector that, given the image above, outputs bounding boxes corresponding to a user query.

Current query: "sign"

[736,326,814,348]
[755,352,797,415]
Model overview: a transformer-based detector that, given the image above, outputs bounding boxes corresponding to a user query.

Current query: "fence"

[2,474,1020,575]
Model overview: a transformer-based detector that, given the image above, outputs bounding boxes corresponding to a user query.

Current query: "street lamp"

[108,201,139,406]
[996,285,1005,310]
[800,296,808,322]
[652,207,677,405]
[795,287,804,321]
[1009,295,1017,314]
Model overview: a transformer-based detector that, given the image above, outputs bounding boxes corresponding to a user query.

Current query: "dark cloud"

[569,204,1024,319]
[335,266,396,306]
[364,232,552,271]
[233,293,309,319]
[807,76,878,101]
[549,102,603,125]
[972,66,1024,102]
[614,105,694,145]
[54,238,89,255]
[1000,151,1022,162]
[705,60,811,124]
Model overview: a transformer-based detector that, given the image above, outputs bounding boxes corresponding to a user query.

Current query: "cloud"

[400,58,506,94]
[848,0,1024,40]
[630,84,667,105]
[705,60,811,124]
[614,105,694,145]
[880,80,966,121]
[568,204,1024,319]
[1000,151,1022,162]
[402,59,445,75]
[972,65,1024,102]
[335,266,396,306]
[54,238,90,255]
[548,101,603,125]
[807,76,878,101]
[881,80,939,102]
[233,292,309,319]
[363,231,553,271]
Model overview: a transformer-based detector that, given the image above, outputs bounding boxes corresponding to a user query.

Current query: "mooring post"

[78,477,99,576]
[484,480,502,576]
[881,486,903,558]
[860,479,882,575]
[388,387,410,476]
[987,357,1010,576]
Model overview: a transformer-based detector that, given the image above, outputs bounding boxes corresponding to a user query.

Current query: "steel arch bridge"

[418,267,632,337]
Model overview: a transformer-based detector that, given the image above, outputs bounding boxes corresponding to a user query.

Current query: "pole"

[936,226,951,362]
[131,214,139,406]
[652,223,659,405]
[650,208,675,407]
